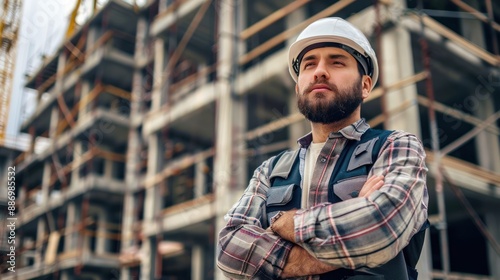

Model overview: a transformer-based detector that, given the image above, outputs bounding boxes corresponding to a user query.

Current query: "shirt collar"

[297,118,370,148]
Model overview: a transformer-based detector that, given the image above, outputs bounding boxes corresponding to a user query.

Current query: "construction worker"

[217,17,429,279]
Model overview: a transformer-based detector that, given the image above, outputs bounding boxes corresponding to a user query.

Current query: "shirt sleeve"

[216,157,294,279]
[293,131,429,269]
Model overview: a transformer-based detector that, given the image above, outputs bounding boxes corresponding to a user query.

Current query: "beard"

[297,77,363,124]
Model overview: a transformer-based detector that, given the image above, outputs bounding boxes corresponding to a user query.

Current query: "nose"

[313,60,330,80]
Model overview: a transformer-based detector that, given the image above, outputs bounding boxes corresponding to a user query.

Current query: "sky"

[7,0,144,144]
[8,0,84,140]
[7,0,116,139]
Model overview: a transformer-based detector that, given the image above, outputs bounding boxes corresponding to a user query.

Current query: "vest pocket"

[267,184,296,206]
[333,175,367,201]
[347,137,379,171]
[266,184,300,227]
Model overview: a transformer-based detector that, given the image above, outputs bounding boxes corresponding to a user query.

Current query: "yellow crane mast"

[66,0,98,39]
[0,0,22,144]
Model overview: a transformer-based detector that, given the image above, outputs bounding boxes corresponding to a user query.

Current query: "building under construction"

[1,0,499,279]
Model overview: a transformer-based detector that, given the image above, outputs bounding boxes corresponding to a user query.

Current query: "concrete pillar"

[486,209,500,280]
[81,29,97,123]
[70,142,83,187]
[35,218,46,267]
[460,0,486,47]
[159,0,168,13]
[287,94,309,148]
[55,50,67,95]
[120,267,131,280]
[385,1,430,277]
[141,133,163,279]
[152,39,166,111]
[94,208,109,255]
[460,0,500,174]
[194,160,206,198]
[40,162,52,205]
[461,7,500,279]
[49,106,59,139]
[86,27,98,51]
[380,1,421,136]
[140,237,155,280]
[135,17,148,60]
[191,245,203,280]
[64,202,79,251]
[214,1,242,279]
[285,8,312,148]
[132,18,147,117]
[60,270,72,280]
[474,97,500,172]
[197,62,208,87]
[18,185,26,211]
[122,179,137,250]
[79,81,92,120]
[104,156,114,178]
[122,128,140,279]
[144,134,163,221]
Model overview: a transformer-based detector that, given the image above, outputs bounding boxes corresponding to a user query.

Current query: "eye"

[303,62,315,69]
[332,61,344,66]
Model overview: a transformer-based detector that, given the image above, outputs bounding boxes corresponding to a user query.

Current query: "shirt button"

[320,157,327,163]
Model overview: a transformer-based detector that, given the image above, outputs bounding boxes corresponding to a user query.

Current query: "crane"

[66,0,98,39]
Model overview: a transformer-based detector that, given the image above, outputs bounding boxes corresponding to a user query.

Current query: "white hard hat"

[288,17,378,90]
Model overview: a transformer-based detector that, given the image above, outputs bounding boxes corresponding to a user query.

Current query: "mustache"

[304,79,338,94]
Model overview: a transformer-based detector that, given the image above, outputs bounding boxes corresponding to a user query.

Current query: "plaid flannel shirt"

[217,119,428,279]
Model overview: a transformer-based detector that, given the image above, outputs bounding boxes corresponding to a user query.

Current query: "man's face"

[295,47,370,124]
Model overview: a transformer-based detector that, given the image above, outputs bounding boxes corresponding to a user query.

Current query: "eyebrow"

[301,53,350,64]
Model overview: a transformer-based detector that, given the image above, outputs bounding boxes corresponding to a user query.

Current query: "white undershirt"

[301,142,325,208]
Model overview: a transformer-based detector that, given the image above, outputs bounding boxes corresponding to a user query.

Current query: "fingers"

[359,175,384,198]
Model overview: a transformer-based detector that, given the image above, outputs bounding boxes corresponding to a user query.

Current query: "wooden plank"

[367,100,413,127]
[239,0,356,65]
[439,111,500,156]
[104,85,131,100]
[451,0,500,32]
[410,13,500,66]
[240,0,311,40]
[426,150,500,186]
[244,112,304,141]
[160,193,214,216]
[366,71,428,102]
[417,96,499,136]
[155,0,188,20]
[165,0,212,74]
[44,231,61,265]
[144,148,214,188]
[169,63,217,93]
[58,249,81,260]
[98,149,126,162]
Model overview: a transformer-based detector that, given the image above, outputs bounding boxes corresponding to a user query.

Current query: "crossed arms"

[217,132,428,279]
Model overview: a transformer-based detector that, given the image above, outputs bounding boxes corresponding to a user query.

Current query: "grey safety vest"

[265,129,428,280]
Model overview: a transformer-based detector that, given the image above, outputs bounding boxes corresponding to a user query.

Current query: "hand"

[281,245,337,278]
[270,210,297,242]
[358,175,384,198]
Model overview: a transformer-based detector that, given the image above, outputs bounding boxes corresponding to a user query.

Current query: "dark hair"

[356,61,365,78]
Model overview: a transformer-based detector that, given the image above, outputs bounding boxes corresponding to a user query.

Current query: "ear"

[361,75,372,99]
[295,84,299,95]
